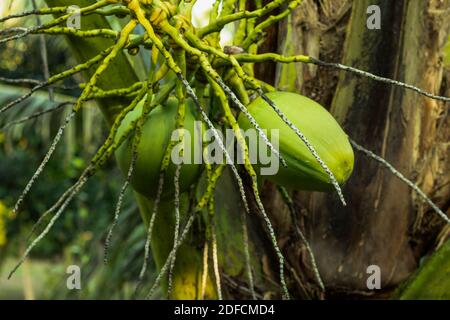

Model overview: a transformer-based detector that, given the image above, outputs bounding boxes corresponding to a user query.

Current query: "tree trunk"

[261,0,450,298]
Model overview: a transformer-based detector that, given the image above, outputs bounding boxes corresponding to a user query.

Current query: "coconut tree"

[0,0,449,299]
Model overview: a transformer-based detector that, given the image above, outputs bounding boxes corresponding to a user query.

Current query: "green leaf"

[396,239,450,299]
[444,35,450,67]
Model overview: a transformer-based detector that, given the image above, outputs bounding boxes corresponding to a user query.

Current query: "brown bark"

[259,0,450,298]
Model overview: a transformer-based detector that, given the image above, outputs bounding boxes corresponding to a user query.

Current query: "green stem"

[197,0,290,38]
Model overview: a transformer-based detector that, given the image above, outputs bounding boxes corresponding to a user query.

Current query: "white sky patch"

[192,0,234,47]
[219,23,234,47]
[191,0,217,28]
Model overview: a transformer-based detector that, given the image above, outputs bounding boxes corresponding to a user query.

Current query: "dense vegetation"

[0,0,449,300]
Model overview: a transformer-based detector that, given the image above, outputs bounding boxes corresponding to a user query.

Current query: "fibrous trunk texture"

[263,0,450,298]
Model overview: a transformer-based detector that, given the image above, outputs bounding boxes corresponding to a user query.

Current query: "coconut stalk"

[43,0,215,299]
[43,0,271,299]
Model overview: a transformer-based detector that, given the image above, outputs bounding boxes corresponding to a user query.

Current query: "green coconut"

[238,91,354,191]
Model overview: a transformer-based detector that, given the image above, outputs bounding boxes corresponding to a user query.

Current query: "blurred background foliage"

[0,0,153,299]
